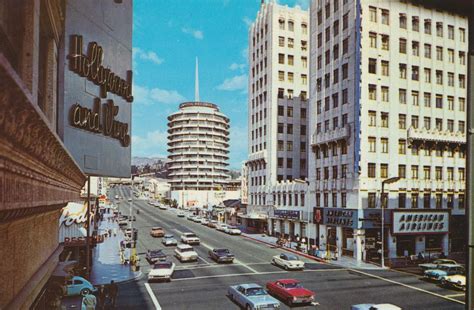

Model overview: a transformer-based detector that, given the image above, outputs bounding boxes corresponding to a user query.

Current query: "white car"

[162,234,178,246]
[177,211,185,217]
[272,253,305,270]
[180,232,200,245]
[216,223,228,232]
[351,304,402,310]
[158,205,168,210]
[200,219,209,225]
[175,244,198,262]
[187,214,196,221]
[127,198,132,202]
[193,217,202,223]
[148,261,175,282]
[224,225,241,235]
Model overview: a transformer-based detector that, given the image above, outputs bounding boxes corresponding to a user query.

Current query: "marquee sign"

[313,207,359,229]
[273,209,300,220]
[59,202,88,227]
[392,211,449,235]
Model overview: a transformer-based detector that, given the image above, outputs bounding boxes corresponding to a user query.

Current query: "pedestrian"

[108,280,118,308]
[81,293,97,310]
[97,285,106,310]
[334,247,339,261]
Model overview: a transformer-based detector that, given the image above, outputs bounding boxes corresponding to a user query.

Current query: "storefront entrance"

[342,228,354,257]
[425,235,443,256]
[327,227,337,251]
[396,235,416,257]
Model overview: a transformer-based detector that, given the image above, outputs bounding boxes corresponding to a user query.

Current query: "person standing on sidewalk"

[108,280,118,308]
[97,285,106,310]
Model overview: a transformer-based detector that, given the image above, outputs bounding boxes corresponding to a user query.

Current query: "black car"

[146,249,167,264]
[208,248,234,263]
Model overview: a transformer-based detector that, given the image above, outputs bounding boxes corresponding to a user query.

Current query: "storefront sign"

[274,209,300,220]
[313,207,359,229]
[392,211,449,235]
[59,202,88,226]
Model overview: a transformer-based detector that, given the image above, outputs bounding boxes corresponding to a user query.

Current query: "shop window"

[368,193,376,208]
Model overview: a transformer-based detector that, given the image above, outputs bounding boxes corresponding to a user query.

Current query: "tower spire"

[195,57,200,102]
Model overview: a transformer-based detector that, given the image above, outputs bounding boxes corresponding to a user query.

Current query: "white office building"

[245,1,310,235]
[308,0,468,264]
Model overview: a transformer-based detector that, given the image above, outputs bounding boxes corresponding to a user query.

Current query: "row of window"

[316,90,349,113]
[273,192,306,207]
[278,19,308,34]
[316,164,349,180]
[367,86,466,106]
[278,71,307,85]
[316,0,346,25]
[317,14,350,46]
[251,125,266,140]
[316,114,348,134]
[278,37,308,51]
[317,37,349,60]
[314,141,348,158]
[277,106,306,118]
[368,111,466,133]
[251,58,267,77]
[251,109,267,124]
[316,192,348,208]
[277,123,307,136]
[367,163,465,181]
[251,91,267,109]
[251,142,266,153]
[277,157,307,169]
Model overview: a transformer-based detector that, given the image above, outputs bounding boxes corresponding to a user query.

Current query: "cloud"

[133,84,186,105]
[132,130,168,156]
[182,27,204,40]
[229,63,246,71]
[294,0,309,10]
[243,17,253,27]
[217,74,247,91]
[228,125,248,168]
[132,48,163,65]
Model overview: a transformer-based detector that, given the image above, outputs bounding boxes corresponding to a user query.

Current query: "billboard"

[59,0,133,177]
[392,210,449,235]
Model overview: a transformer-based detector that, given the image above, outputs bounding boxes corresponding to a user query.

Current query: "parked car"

[272,253,305,270]
[200,219,209,225]
[181,232,200,245]
[146,249,167,264]
[227,283,280,310]
[65,276,97,296]
[207,220,219,228]
[128,198,132,202]
[266,279,315,306]
[441,274,466,291]
[419,259,458,271]
[225,225,242,235]
[175,244,198,262]
[150,227,165,238]
[118,219,129,227]
[162,234,178,246]
[216,223,229,232]
[124,228,137,239]
[209,248,235,263]
[351,304,402,310]
[114,195,119,199]
[187,214,195,221]
[148,261,175,282]
[193,217,202,223]
[158,205,168,210]
[177,211,185,217]
[424,264,465,281]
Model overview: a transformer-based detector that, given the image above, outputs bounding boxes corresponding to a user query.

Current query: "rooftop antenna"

[195,57,200,102]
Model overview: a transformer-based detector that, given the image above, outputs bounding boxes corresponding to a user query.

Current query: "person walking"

[97,285,106,310]
[108,280,118,308]
[81,293,97,310]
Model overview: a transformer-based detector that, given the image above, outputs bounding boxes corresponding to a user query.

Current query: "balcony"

[311,125,350,146]
[248,150,266,163]
[407,127,466,144]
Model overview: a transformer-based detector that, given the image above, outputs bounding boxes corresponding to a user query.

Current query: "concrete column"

[355,229,364,261]
[336,226,343,253]
[442,233,449,255]
[388,231,398,259]
[416,236,425,255]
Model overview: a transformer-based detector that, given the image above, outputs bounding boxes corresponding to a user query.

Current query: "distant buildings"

[244,1,310,234]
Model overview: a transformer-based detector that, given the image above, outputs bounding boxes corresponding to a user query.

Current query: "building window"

[411,116,419,129]
[287,107,293,117]
[412,165,419,179]
[381,35,389,50]
[459,74,466,89]
[342,63,348,79]
[369,111,376,126]
[424,68,431,83]
[399,38,407,54]
[381,9,389,25]
[368,58,377,74]
[447,97,454,110]
[424,193,431,209]
[381,61,389,76]
[368,84,377,100]
[302,56,307,68]
[278,123,284,134]
[436,95,443,108]
[369,6,377,22]
[412,41,419,56]
[436,71,443,85]
[399,193,407,208]
[288,38,294,48]
[447,167,454,180]
[279,19,285,30]
[288,55,294,66]
[381,138,388,153]
[278,105,284,116]
[288,20,294,31]
[279,36,285,47]
[278,53,285,64]
[448,49,454,63]
[435,194,442,209]
[369,32,377,48]
[412,66,419,81]
[424,19,431,34]
[448,25,454,39]
[424,44,431,58]
[399,89,406,104]
[369,137,376,152]
[278,140,284,151]
[459,194,465,209]
[343,38,348,54]
[381,113,389,128]
[287,141,293,151]
[398,139,406,154]
[278,71,284,81]
[436,46,443,61]
[424,92,431,107]
[381,164,388,178]
[399,114,406,129]
[424,117,431,130]
[436,22,443,37]
[411,194,419,209]
[343,13,348,29]
[448,73,454,87]
[459,98,466,111]
[412,16,419,31]
[399,14,407,29]
[412,91,419,106]
[399,64,407,79]
[288,72,294,83]
[368,193,376,208]
[459,121,466,133]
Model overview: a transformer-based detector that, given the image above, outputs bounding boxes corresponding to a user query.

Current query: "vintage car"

[193,217,202,223]
[158,205,168,210]
[272,253,305,270]
[266,279,314,306]
[65,276,97,296]
[216,223,229,232]
[180,232,200,245]
[175,244,198,262]
[207,220,219,228]
[441,274,466,291]
[148,261,175,282]
[162,234,178,246]
[424,264,465,281]
[351,304,402,310]
[200,218,209,225]
[150,227,165,238]
[209,248,235,263]
[187,214,196,221]
[146,249,167,264]
[177,211,185,217]
[228,283,280,310]
[224,225,242,235]
[419,259,458,271]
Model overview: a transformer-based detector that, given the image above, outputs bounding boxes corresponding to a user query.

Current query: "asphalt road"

[109,185,466,310]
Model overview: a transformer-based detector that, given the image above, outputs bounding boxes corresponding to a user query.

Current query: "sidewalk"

[242,233,382,270]
[89,213,142,285]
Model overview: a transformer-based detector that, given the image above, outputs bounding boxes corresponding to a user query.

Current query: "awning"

[51,261,78,278]
[238,213,268,220]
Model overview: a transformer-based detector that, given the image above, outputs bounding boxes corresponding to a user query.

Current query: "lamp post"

[381,176,400,268]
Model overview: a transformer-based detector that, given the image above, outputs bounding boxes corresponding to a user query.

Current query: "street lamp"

[380,176,400,268]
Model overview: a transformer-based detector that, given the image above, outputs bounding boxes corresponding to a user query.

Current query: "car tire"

[284,265,289,270]
[80,288,91,296]
[246,304,252,310]
[441,279,447,286]
[229,293,234,301]
[271,259,275,265]
[287,297,293,306]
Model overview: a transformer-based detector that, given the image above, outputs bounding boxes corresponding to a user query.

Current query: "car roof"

[152,227,163,230]
[214,248,230,251]
[439,263,463,267]
[164,234,174,237]
[275,279,298,284]
[183,232,196,235]
[177,244,193,249]
[239,283,262,289]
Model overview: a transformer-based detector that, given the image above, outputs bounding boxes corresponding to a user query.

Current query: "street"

[111,186,465,309]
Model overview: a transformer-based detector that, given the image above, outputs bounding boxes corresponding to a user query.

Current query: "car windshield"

[185,233,196,237]
[246,288,267,296]
[149,250,163,255]
[283,282,301,289]
[152,228,162,231]
[228,226,237,229]
[154,262,172,269]
[286,255,299,261]
[164,235,174,238]
[180,248,194,252]
[216,249,230,254]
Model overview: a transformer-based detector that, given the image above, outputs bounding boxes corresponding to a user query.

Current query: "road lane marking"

[173,229,184,235]
[144,282,162,310]
[349,269,465,305]
[172,268,346,282]
[444,293,465,298]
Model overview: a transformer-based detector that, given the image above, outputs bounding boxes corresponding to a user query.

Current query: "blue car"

[228,283,280,309]
[424,264,465,281]
[65,276,97,296]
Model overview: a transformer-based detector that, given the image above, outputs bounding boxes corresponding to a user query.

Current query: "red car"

[266,279,315,306]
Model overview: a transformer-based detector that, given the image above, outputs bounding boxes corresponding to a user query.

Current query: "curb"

[241,235,326,263]
[92,271,143,286]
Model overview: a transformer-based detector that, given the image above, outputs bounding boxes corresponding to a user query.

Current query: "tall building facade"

[308,0,468,263]
[245,1,310,235]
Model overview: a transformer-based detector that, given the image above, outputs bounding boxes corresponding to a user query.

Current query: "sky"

[132,0,309,169]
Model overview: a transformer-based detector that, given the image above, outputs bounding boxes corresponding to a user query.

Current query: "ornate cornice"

[0,53,86,217]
